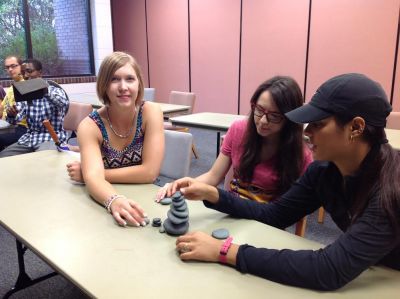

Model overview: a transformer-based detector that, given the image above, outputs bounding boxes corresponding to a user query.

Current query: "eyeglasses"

[251,104,284,124]
[4,64,20,70]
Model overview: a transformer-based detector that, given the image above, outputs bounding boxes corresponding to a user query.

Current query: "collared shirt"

[1,80,28,127]
[205,149,400,290]
[7,84,69,147]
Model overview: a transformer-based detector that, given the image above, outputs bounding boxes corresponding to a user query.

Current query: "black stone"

[152,218,162,227]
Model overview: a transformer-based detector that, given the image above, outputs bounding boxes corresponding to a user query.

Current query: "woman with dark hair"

[172,73,400,291]
[158,77,312,222]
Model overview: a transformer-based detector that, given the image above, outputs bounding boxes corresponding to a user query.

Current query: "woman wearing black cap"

[171,73,400,291]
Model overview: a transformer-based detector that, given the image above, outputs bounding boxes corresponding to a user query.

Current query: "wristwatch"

[219,236,233,263]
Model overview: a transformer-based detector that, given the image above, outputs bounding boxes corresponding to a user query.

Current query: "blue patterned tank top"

[89,103,145,169]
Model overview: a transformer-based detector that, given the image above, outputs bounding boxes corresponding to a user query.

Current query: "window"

[0,0,94,79]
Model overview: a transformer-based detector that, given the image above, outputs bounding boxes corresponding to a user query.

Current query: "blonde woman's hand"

[66,161,84,183]
[110,197,147,227]
[155,183,171,202]
[176,231,222,262]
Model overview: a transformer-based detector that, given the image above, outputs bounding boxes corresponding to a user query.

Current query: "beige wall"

[112,0,400,113]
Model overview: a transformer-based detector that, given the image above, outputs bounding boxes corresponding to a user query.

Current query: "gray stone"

[172,199,186,209]
[175,203,188,211]
[167,210,188,225]
[144,217,150,225]
[211,228,230,240]
[171,209,189,218]
[163,218,189,236]
[172,191,182,199]
[172,196,184,203]
[160,197,172,205]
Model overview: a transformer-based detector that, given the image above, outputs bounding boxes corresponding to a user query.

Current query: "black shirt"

[205,160,400,291]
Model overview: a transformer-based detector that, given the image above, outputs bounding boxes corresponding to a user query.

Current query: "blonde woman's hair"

[96,51,144,106]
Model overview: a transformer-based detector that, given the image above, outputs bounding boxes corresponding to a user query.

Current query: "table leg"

[3,239,58,298]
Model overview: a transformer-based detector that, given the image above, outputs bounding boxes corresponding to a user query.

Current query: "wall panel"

[306,0,399,101]
[190,0,241,113]
[147,0,189,102]
[240,0,309,115]
[111,0,149,86]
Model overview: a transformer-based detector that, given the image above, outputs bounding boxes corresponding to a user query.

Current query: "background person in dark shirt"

[170,73,400,291]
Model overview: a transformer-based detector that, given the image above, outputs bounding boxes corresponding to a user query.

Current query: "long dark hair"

[238,76,305,195]
[335,116,400,234]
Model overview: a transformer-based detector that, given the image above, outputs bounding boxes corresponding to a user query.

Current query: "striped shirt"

[6,84,69,147]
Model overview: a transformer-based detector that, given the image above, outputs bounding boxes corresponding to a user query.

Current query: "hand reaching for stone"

[110,197,147,227]
[170,177,220,204]
[155,183,171,202]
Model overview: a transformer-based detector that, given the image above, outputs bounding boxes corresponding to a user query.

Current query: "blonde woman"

[67,52,164,226]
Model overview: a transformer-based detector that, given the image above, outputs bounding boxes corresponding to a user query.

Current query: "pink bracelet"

[104,194,126,213]
[219,237,233,263]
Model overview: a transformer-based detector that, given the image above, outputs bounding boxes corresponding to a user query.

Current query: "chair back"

[160,130,193,179]
[64,101,93,131]
[144,88,155,102]
[169,91,196,114]
[386,111,400,129]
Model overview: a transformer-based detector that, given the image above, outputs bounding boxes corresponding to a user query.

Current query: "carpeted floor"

[0,127,341,298]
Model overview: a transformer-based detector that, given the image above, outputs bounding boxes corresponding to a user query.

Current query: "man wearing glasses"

[0,58,69,157]
[0,55,28,151]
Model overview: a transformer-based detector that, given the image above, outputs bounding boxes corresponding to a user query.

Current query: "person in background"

[158,76,312,235]
[0,55,27,150]
[0,85,5,102]
[0,58,69,157]
[67,51,164,227]
[171,73,400,291]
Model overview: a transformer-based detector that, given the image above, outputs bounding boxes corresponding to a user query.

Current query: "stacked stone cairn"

[163,191,189,235]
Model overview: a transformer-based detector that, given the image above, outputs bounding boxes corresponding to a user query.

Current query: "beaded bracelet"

[104,194,126,213]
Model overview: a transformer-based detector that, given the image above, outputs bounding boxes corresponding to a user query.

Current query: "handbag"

[229,178,277,203]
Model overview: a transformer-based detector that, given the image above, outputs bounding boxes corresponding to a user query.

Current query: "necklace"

[106,107,135,139]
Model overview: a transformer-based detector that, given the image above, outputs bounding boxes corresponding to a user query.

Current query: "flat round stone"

[172,199,186,208]
[171,209,189,218]
[163,219,189,236]
[211,228,230,240]
[160,197,172,205]
[172,196,184,203]
[152,218,162,227]
[167,210,188,225]
[172,191,182,199]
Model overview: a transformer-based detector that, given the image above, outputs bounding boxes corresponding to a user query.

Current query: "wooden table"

[0,151,398,298]
[170,112,247,156]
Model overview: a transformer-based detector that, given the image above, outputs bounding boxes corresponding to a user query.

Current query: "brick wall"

[54,0,91,75]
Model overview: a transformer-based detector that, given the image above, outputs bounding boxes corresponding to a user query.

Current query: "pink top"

[221,119,313,200]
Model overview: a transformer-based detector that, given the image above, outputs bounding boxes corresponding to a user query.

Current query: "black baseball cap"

[285,73,392,127]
